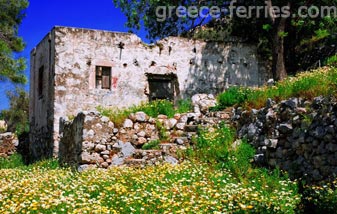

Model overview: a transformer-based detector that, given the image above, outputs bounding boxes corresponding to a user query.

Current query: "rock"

[101,116,110,123]
[81,152,103,164]
[296,107,307,114]
[137,131,146,137]
[136,137,147,146]
[164,156,178,165]
[83,129,95,139]
[95,144,106,152]
[135,112,148,122]
[176,123,185,130]
[111,156,124,166]
[113,128,119,134]
[247,123,257,139]
[123,119,133,128]
[165,118,177,130]
[254,154,265,164]
[78,164,91,172]
[174,113,181,120]
[82,141,95,150]
[266,98,274,108]
[108,122,114,129]
[116,142,135,158]
[278,123,293,134]
[267,79,275,86]
[101,150,110,155]
[312,126,326,138]
[284,98,298,109]
[178,114,188,123]
[100,162,109,168]
[157,114,168,120]
[174,138,186,145]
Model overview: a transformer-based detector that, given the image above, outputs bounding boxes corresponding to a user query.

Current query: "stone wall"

[0,133,18,158]
[58,94,231,170]
[235,96,337,182]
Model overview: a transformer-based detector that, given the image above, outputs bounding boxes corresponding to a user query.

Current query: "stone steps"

[133,149,162,159]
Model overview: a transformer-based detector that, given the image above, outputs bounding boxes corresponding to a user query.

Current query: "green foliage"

[326,55,337,67]
[0,0,29,84]
[0,153,59,170]
[0,153,25,169]
[0,87,29,135]
[155,120,168,141]
[301,180,337,213]
[98,99,192,127]
[222,140,255,179]
[215,67,337,110]
[176,99,192,113]
[142,140,160,150]
[191,122,235,163]
[217,86,252,109]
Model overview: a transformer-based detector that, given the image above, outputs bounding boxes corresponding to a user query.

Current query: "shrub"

[191,122,235,164]
[142,140,160,150]
[215,67,337,110]
[326,55,337,67]
[217,86,252,109]
[0,153,25,169]
[98,99,192,127]
[301,180,337,213]
[176,99,193,113]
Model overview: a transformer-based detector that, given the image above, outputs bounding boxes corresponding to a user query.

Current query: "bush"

[0,88,29,135]
[98,99,192,127]
[326,55,337,67]
[190,122,235,164]
[215,67,337,110]
[0,153,25,169]
[142,140,160,150]
[217,86,252,109]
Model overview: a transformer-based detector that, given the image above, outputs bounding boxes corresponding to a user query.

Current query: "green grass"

[215,67,337,109]
[0,158,300,213]
[0,153,25,169]
[98,99,192,127]
[0,154,59,170]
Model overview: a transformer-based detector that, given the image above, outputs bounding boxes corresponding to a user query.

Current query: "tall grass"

[98,99,192,127]
[215,67,337,109]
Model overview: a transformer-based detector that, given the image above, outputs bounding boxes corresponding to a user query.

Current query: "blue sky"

[0,0,149,110]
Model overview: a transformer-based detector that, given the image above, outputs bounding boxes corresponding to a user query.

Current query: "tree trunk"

[272,17,288,81]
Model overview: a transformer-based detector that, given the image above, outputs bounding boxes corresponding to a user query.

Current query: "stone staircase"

[123,111,233,167]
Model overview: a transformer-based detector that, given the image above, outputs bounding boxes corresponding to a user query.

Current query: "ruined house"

[29,26,270,160]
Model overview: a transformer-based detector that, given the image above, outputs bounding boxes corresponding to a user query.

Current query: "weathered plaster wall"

[52,26,269,141]
[29,32,56,160]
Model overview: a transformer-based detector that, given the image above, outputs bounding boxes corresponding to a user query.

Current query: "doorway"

[146,73,179,102]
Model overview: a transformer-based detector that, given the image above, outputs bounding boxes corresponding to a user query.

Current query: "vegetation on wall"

[97,99,192,127]
[214,66,337,110]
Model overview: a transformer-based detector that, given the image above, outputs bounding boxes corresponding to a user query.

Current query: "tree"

[113,0,337,81]
[0,0,29,84]
[0,87,29,135]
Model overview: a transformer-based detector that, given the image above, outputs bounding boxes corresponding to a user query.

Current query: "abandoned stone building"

[29,26,270,159]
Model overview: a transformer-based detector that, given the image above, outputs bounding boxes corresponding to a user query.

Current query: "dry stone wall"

[58,94,232,170]
[234,96,337,182]
[0,133,18,158]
